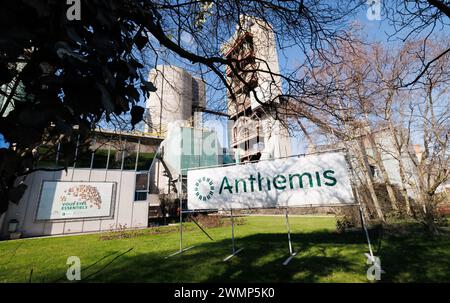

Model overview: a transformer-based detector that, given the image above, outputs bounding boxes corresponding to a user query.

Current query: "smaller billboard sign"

[36,181,116,220]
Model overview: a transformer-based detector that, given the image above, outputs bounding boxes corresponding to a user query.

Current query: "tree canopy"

[0,0,449,217]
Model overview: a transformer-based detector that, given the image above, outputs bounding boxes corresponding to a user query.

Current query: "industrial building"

[0,65,223,238]
[144,65,206,136]
[222,15,292,162]
[143,65,223,214]
[0,16,296,238]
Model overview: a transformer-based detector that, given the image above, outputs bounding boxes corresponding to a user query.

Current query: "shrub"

[189,214,246,228]
[334,206,362,233]
[99,224,140,240]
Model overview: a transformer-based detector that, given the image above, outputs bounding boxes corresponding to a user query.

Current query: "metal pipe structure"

[223,208,244,262]
[231,208,235,254]
[71,134,80,180]
[344,150,379,272]
[179,175,183,252]
[104,143,111,181]
[165,174,195,259]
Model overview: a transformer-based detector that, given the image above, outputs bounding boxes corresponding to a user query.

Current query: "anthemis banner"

[36,181,116,220]
[187,152,355,210]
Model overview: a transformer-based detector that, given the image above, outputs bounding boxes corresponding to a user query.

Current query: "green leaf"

[96,84,114,115]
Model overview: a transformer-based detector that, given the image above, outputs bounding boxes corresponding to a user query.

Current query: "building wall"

[310,129,421,198]
[1,169,149,238]
[259,115,292,159]
[367,132,420,196]
[149,126,221,195]
[223,15,291,162]
[145,65,206,135]
[246,17,282,110]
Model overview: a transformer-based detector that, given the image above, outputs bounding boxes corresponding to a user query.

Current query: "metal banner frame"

[282,207,298,265]
[165,149,378,273]
[344,152,379,271]
[165,174,195,259]
[223,208,244,262]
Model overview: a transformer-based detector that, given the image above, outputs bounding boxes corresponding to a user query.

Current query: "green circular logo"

[194,177,215,201]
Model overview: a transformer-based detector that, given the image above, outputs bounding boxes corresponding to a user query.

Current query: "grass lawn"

[0,216,449,283]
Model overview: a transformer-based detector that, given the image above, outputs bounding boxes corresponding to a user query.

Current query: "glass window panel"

[134,192,147,201]
[137,152,154,171]
[123,140,139,170]
[135,173,148,191]
[108,149,122,169]
[92,149,108,169]
[75,149,93,168]
[123,152,137,170]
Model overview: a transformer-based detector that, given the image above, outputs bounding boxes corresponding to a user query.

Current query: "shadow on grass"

[374,225,450,282]
[40,227,450,283]
[79,232,361,283]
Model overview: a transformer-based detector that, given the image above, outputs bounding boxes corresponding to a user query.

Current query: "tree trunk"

[366,133,399,213]
[356,139,386,222]
[298,120,316,152]
[0,212,5,234]
[387,122,413,216]
[397,157,413,216]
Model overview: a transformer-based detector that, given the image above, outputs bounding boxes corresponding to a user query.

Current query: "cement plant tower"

[144,65,206,136]
[222,15,291,162]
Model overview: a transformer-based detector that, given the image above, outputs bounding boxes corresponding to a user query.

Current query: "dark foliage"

[0,0,160,212]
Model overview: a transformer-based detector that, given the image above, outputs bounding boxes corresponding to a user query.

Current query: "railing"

[94,128,165,139]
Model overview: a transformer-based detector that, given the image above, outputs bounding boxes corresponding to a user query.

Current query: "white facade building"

[145,65,206,136]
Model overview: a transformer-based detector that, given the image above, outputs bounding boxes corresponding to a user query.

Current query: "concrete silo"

[144,65,217,201]
[145,65,206,136]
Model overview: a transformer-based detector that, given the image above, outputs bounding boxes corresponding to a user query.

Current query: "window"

[108,148,122,169]
[92,149,109,168]
[123,140,140,170]
[134,173,149,201]
[244,140,250,151]
[134,191,147,201]
[136,152,154,171]
[123,151,137,170]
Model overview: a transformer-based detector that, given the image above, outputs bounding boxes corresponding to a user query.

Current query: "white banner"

[36,181,116,220]
[187,152,355,210]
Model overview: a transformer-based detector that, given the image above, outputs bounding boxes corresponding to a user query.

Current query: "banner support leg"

[358,204,385,277]
[282,207,298,265]
[359,204,380,266]
[223,208,243,261]
[344,151,383,274]
[166,174,194,259]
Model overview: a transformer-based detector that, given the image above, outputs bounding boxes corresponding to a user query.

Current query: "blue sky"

[0,134,6,148]
[0,4,439,152]
[209,5,397,154]
[143,5,420,154]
